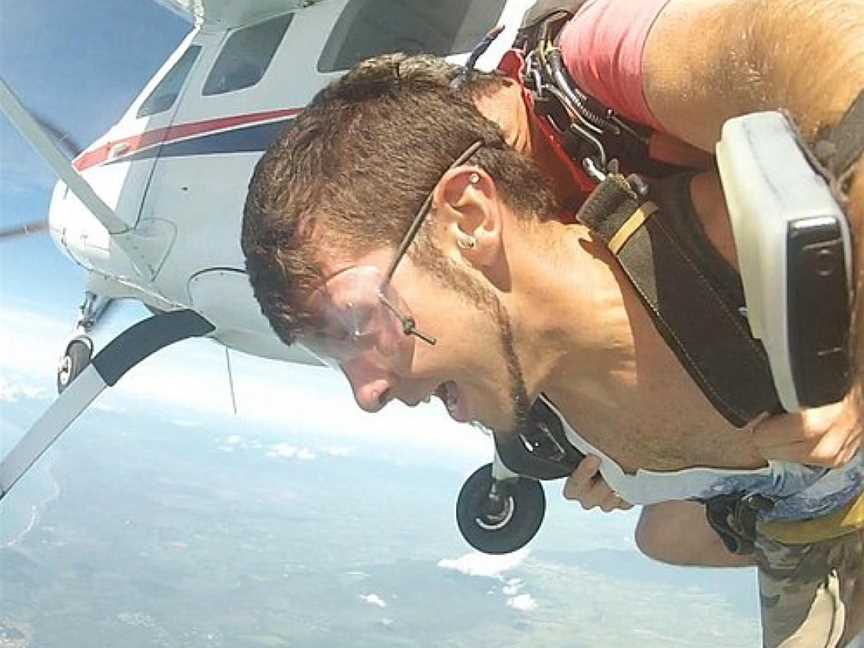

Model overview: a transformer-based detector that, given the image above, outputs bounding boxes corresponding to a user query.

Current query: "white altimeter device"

[716,111,852,412]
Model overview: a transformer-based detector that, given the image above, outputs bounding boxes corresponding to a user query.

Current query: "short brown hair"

[242,54,557,346]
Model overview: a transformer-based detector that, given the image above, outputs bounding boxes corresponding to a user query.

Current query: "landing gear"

[456,463,546,555]
[57,337,92,393]
[56,291,112,394]
[455,399,587,554]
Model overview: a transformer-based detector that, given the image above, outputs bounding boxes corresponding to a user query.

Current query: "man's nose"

[340,357,393,413]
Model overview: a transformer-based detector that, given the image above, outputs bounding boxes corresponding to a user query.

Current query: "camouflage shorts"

[755,527,864,648]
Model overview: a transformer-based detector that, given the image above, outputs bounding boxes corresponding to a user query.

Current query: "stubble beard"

[428,255,533,434]
[493,298,532,436]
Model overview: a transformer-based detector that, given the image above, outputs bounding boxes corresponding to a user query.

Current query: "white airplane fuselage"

[48,0,535,365]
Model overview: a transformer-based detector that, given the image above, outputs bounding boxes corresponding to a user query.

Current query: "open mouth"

[434,381,468,422]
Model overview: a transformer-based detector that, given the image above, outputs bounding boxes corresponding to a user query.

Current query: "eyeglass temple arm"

[383,140,485,283]
[379,293,437,346]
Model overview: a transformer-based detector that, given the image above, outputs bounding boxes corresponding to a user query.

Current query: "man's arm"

[643,0,863,267]
[643,0,864,460]
[643,0,864,154]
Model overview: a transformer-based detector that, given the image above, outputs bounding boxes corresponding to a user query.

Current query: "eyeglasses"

[300,140,484,371]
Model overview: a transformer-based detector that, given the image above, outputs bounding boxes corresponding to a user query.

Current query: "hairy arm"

[643,0,863,242]
[644,0,864,447]
[644,0,864,152]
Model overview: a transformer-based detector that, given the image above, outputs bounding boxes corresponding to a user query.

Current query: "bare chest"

[547,264,765,474]
[548,346,766,473]
[545,172,771,473]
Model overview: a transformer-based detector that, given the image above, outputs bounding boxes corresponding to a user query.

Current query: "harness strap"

[577,174,780,426]
[813,89,864,195]
[703,492,776,555]
[607,201,658,254]
[759,490,864,545]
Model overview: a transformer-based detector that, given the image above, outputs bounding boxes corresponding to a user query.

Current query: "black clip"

[450,26,505,91]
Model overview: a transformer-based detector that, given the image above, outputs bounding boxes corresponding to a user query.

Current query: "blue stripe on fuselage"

[108,118,294,165]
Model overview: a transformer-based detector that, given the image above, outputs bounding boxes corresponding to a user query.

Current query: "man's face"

[312,245,532,434]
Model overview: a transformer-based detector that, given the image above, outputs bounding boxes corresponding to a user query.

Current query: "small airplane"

[1,0,582,555]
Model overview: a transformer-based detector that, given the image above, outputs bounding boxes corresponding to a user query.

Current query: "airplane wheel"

[57,338,92,394]
[456,463,546,555]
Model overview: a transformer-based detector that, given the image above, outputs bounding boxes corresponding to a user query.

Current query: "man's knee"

[635,506,690,565]
[635,502,755,568]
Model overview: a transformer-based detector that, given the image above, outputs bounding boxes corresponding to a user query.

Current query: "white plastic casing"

[715,111,852,412]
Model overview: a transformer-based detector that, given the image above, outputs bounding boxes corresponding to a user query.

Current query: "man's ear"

[432,166,502,268]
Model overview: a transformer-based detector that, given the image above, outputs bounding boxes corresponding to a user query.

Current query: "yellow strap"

[760,490,864,545]
[607,202,659,255]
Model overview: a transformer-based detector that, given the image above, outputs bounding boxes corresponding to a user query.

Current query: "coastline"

[0,454,60,549]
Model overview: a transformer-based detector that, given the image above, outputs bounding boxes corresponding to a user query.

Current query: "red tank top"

[558,0,671,131]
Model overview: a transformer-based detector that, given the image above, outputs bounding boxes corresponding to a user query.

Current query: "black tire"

[456,463,546,555]
[57,338,92,394]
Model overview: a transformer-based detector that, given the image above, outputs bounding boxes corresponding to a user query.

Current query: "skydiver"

[241,1,864,645]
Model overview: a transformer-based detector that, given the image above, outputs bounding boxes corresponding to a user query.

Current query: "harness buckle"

[705,492,777,555]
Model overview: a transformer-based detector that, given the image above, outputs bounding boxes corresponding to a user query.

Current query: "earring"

[457,236,476,250]
[468,172,480,185]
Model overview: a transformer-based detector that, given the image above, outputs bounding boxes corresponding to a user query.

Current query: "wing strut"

[0,78,129,235]
[0,310,214,500]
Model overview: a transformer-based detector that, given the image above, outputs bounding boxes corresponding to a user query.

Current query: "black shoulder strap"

[515,6,575,55]
[813,90,864,193]
[577,174,781,427]
[518,3,580,33]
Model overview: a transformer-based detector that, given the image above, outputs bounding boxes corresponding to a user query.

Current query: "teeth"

[433,382,459,417]
[444,383,458,416]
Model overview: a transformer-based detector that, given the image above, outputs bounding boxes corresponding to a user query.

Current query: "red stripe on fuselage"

[73,108,302,172]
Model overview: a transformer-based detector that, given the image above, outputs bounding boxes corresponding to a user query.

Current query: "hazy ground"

[0,382,761,648]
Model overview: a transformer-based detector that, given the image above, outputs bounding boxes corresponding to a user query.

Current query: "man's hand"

[563,454,633,512]
[753,393,862,468]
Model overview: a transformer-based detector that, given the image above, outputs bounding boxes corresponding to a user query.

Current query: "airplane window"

[317,0,507,73]
[137,46,202,119]
[203,14,293,96]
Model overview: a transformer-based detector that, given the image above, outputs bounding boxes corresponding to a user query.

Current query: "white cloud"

[323,447,351,457]
[0,375,48,402]
[506,593,537,612]
[502,578,523,596]
[266,443,316,460]
[0,307,70,376]
[437,548,530,579]
[93,400,126,413]
[345,571,368,578]
[170,418,201,428]
[218,434,249,453]
[0,304,493,468]
[360,594,387,609]
[267,443,298,459]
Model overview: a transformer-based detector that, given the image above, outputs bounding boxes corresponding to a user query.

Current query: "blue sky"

[0,0,189,313]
